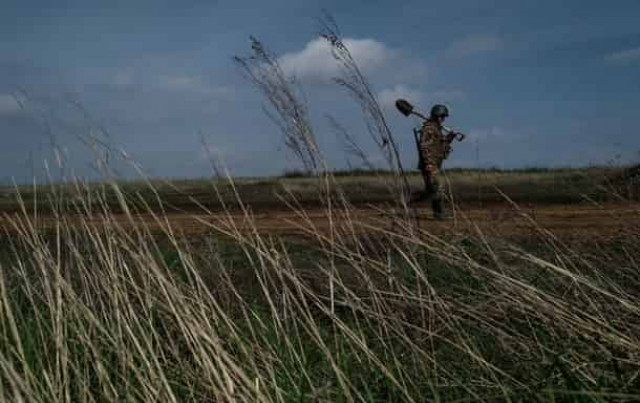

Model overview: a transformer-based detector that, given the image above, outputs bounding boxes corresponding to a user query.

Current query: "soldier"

[417,104,459,219]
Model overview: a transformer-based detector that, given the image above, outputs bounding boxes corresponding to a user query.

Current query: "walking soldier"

[395,100,465,220]
[419,104,455,219]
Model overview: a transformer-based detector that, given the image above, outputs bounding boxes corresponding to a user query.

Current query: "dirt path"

[210,202,640,239]
[4,202,638,240]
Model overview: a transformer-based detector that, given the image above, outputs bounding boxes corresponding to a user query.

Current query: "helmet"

[430,104,449,119]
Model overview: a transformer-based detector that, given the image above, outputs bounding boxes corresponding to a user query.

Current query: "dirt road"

[199,202,640,239]
[4,202,638,240]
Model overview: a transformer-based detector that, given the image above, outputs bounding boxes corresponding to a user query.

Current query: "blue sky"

[1,0,639,182]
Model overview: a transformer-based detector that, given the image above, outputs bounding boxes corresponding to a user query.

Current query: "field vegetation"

[0,164,639,402]
[1,22,640,402]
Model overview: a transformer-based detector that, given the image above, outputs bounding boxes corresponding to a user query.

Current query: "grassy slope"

[0,166,636,214]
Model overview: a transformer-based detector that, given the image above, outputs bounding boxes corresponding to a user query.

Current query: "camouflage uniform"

[417,119,456,218]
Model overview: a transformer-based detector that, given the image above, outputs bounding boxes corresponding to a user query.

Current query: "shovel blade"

[395,99,414,117]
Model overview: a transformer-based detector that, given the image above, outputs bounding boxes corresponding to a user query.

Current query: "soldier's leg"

[420,170,443,219]
[422,170,436,200]
[430,173,445,219]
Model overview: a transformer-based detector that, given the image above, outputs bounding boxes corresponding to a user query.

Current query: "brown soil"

[3,201,638,240]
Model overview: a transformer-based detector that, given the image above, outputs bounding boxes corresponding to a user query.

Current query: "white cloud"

[0,94,22,116]
[377,85,468,111]
[157,75,235,97]
[279,37,394,81]
[377,85,425,110]
[604,47,640,64]
[445,34,503,58]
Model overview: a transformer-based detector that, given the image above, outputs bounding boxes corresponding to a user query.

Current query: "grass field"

[1,166,640,402]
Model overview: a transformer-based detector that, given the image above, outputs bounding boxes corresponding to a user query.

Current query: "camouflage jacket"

[418,119,455,171]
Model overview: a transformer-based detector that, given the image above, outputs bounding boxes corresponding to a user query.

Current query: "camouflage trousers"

[420,169,444,201]
[420,169,445,218]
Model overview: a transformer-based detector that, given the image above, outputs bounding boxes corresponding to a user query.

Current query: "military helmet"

[430,104,449,119]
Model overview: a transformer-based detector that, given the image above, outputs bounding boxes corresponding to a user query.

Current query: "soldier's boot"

[432,199,445,220]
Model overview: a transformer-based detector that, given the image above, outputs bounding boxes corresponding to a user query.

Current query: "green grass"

[0,170,639,401]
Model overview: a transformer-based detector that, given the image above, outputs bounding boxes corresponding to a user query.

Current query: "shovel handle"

[454,132,466,142]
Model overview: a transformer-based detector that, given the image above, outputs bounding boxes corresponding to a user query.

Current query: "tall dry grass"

[3,16,639,401]
[0,172,639,402]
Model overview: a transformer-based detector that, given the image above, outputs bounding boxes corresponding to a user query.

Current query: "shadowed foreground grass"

[1,173,640,402]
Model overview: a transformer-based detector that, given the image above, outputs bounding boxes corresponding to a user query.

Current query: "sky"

[1,0,639,183]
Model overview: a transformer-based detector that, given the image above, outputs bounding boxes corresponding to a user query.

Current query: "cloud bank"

[278,37,394,81]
